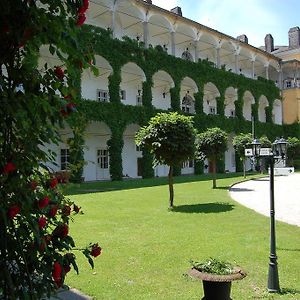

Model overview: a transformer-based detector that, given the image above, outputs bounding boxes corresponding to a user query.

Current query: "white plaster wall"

[152,88,171,110]
[225,139,236,172]
[224,102,235,117]
[181,166,194,175]
[83,134,110,181]
[258,107,266,122]
[243,101,252,121]
[81,70,109,101]
[154,164,169,177]
[120,83,139,106]
[273,103,283,125]
[122,137,142,178]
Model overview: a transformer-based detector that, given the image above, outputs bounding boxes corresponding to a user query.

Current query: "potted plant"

[187,258,247,300]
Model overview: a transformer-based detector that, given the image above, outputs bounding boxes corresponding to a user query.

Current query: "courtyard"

[62,173,300,299]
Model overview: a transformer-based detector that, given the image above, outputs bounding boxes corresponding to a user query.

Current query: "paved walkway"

[48,288,92,300]
[229,172,300,227]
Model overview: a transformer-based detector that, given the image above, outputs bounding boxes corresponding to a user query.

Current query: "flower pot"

[188,267,246,300]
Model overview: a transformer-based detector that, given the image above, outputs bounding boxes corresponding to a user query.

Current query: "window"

[182,95,193,113]
[285,80,292,89]
[182,160,194,168]
[97,149,109,169]
[136,95,142,106]
[136,145,142,152]
[230,109,235,117]
[181,49,193,61]
[97,89,109,102]
[209,106,216,115]
[120,90,126,100]
[60,149,70,170]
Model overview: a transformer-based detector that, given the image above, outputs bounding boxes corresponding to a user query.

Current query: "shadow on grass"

[214,186,230,190]
[278,247,300,252]
[172,202,235,214]
[279,288,300,295]
[63,173,256,196]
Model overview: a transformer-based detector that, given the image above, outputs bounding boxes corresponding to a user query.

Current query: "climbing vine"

[65,25,299,180]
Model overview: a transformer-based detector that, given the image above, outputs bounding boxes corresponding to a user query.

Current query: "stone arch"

[272,99,283,125]
[243,91,255,121]
[84,121,112,181]
[224,87,238,117]
[120,62,146,106]
[81,55,113,102]
[258,95,269,123]
[203,82,220,115]
[180,77,198,114]
[147,13,173,50]
[152,70,175,110]
[122,123,142,178]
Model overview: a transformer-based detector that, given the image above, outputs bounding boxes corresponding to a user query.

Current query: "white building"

[41,0,284,181]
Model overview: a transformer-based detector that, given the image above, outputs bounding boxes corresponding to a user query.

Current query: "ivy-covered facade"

[42,1,299,182]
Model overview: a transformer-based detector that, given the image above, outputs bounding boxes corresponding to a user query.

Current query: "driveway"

[229,173,300,227]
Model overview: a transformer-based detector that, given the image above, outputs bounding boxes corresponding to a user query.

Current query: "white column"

[235,53,239,74]
[194,40,199,62]
[251,60,255,79]
[110,9,116,38]
[278,69,283,89]
[171,31,175,56]
[265,65,269,80]
[143,21,149,48]
[216,47,220,68]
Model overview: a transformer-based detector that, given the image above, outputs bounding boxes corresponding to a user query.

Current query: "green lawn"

[64,174,300,299]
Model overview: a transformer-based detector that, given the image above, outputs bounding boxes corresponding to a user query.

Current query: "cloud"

[151,0,179,10]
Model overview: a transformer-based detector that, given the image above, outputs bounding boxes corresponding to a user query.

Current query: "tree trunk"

[243,159,246,178]
[168,165,174,208]
[212,158,217,189]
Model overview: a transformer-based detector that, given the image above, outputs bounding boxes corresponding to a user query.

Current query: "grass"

[64,173,300,299]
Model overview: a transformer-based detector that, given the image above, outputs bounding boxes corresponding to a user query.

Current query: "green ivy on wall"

[64,25,299,181]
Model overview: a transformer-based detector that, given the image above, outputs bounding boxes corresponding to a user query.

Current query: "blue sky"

[152,0,300,47]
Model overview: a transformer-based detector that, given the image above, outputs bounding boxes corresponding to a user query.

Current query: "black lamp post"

[251,137,288,293]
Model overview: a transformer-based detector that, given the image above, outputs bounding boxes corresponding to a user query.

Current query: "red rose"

[30,181,38,190]
[38,196,49,209]
[78,6,87,15]
[83,0,89,9]
[8,205,20,219]
[53,223,69,238]
[49,205,58,218]
[54,66,64,80]
[76,14,86,26]
[90,243,102,257]
[52,261,62,286]
[62,205,71,216]
[49,177,58,189]
[38,216,47,229]
[3,162,16,174]
[73,204,80,213]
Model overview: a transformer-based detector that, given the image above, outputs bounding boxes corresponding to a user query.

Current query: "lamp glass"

[252,138,261,157]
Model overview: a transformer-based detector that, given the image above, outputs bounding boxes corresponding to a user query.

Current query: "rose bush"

[0,0,101,298]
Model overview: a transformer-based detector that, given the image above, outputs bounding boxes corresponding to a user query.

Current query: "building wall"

[282,89,300,124]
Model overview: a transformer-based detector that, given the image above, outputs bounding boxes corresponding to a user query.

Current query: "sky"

[151,0,300,48]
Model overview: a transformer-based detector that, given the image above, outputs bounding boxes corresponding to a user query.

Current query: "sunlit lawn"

[64,174,300,299]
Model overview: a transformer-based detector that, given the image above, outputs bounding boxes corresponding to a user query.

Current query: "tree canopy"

[135,112,196,207]
[196,127,228,188]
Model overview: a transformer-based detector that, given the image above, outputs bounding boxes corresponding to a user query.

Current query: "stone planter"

[188,267,247,300]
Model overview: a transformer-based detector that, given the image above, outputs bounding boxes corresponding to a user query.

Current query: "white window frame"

[97,89,109,102]
[60,149,70,171]
[97,149,109,169]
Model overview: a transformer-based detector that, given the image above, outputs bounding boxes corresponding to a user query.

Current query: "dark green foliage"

[287,137,300,166]
[135,112,196,167]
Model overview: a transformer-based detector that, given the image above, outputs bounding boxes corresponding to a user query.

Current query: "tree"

[0,1,101,299]
[287,137,300,166]
[135,112,196,208]
[232,133,253,178]
[196,128,228,188]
